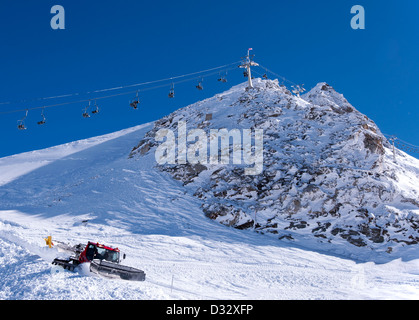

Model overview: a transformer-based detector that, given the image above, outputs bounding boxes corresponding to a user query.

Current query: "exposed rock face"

[131,79,419,258]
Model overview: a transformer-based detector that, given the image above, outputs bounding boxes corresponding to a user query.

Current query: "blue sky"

[0,0,418,158]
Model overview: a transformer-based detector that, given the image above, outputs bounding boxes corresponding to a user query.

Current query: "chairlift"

[243,70,249,78]
[130,91,140,109]
[37,108,46,125]
[130,100,139,109]
[168,83,175,98]
[291,85,306,97]
[91,100,99,114]
[17,122,26,130]
[17,109,28,130]
[82,101,91,118]
[262,67,268,80]
[196,78,203,90]
[217,72,227,83]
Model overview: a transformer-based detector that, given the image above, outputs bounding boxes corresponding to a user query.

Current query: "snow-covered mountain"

[0,79,418,300]
[131,79,419,260]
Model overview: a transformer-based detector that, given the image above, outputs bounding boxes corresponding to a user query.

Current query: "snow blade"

[90,260,146,281]
[52,257,79,272]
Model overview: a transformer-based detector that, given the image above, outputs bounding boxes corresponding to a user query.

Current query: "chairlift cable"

[0,61,241,109]
[256,63,298,87]
[0,64,239,116]
[5,52,415,148]
[383,134,419,154]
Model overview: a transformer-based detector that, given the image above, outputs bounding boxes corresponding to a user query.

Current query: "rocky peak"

[131,78,419,261]
[302,82,355,114]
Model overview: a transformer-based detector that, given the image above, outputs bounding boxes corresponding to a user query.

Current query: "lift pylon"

[239,48,259,88]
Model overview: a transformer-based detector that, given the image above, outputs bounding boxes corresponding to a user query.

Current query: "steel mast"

[239,48,259,88]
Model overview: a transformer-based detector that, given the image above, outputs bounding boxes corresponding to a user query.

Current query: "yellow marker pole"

[44,236,53,248]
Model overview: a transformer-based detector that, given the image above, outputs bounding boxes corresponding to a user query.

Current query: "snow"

[0,82,418,300]
[133,78,419,260]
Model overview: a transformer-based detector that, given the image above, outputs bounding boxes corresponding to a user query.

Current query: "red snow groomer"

[52,241,146,281]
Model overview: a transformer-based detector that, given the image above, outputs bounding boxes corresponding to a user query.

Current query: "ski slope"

[0,122,418,300]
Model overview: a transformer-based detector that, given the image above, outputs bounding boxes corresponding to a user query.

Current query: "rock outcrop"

[131,79,419,258]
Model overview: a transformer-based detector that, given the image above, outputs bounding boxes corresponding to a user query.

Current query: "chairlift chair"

[37,109,46,125]
[291,85,306,97]
[168,83,175,98]
[83,101,91,118]
[130,91,140,109]
[130,100,139,109]
[17,121,26,130]
[196,79,203,90]
[91,100,99,114]
[217,72,227,83]
[17,109,28,130]
[262,67,269,80]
